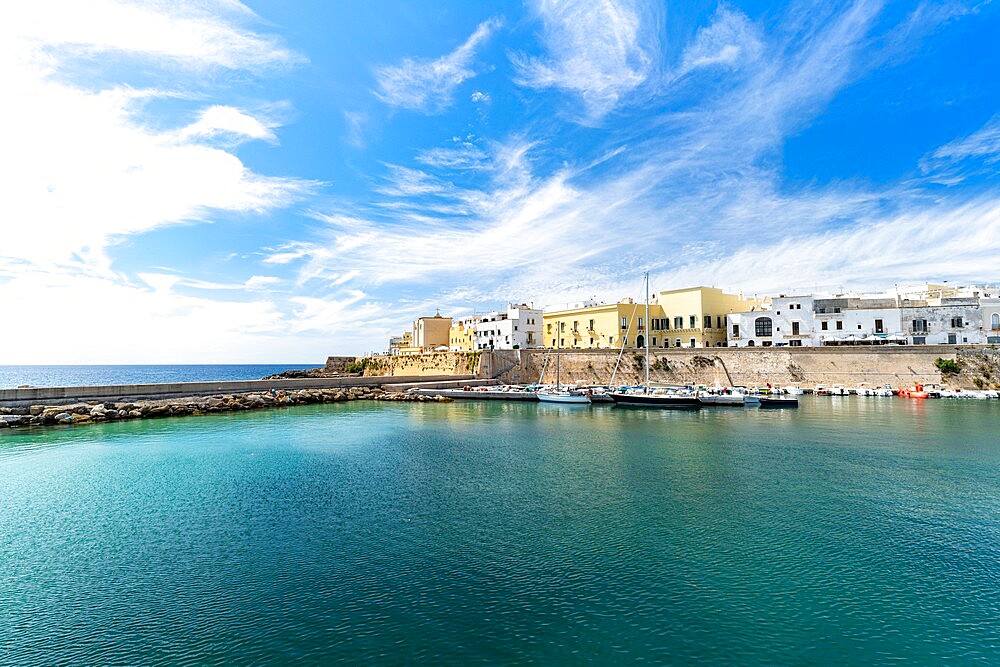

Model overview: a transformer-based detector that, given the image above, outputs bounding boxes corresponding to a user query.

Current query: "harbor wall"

[0,374,476,408]
[486,346,1000,389]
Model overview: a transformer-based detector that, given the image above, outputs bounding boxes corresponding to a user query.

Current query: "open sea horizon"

[0,364,318,389]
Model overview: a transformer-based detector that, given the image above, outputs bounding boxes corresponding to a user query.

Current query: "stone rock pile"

[0,387,452,429]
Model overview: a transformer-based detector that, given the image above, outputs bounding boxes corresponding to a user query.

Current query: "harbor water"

[2,397,998,664]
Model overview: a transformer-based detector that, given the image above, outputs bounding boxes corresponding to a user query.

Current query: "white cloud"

[177,105,277,143]
[470,90,491,103]
[0,1,314,273]
[0,0,300,71]
[676,5,763,75]
[920,114,1000,182]
[374,17,502,113]
[511,0,655,119]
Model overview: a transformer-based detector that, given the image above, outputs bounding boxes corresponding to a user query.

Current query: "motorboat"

[898,383,930,399]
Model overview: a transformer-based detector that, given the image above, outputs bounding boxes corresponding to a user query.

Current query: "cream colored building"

[413,313,453,352]
[657,287,761,348]
[543,298,669,350]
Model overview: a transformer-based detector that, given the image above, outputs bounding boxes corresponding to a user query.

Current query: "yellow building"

[657,286,760,348]
[542,299,669,350]
[388,331,413,355]
[448,316,482,352]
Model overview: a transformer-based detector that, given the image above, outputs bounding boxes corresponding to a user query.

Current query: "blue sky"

[2,0,999,363]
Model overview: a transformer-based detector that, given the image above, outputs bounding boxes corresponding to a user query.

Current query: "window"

[791,321,800,335]
[789,340,802,347]
[857,324,862,330]
[638,317,644,329]
[912,336,926,345]
[951,317,963,328]
[732,324,740,337]
[689,315,697,328]
[717,316,722,329]
[689,338,696,348]
[652,337,657,347]
[560,338,564,346]
[560,322,566,332]
[704,315,712,329]
[821,321,828,331]
[675,338,681,347]
[754,317,773,337]
[948,333,957,344]
[674,316,683,329]
[547,323,552,333]
[834,307,842,313]
[836,321,843,330]
[590,338,594,345]
[621,316,628,329]
[912,319,928,333]
[874,319,884,333]
[572,320,578,332]
[993,313,1000,330]
[589,319,595,331]
[748,340,755,347]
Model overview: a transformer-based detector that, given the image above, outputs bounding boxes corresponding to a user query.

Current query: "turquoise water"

[1,398,998,664]
[0,364,317,388]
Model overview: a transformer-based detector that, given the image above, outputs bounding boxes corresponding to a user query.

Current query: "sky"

[2,0,999,363]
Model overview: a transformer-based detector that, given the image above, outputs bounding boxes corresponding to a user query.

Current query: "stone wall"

[324,356,357,373]
[360,352,483,377]
[495,346,979,388]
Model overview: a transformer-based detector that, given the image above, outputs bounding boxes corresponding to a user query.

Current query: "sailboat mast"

[555,326,560,390]
[644,272,650,389]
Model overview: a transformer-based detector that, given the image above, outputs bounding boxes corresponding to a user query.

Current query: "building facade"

[728,286,993,347]
[543,298,668,350]
[657,286,761,348]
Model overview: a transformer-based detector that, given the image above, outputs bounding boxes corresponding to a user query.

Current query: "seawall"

[352,346,994,389]
[497,346,995,389]
[0,374,475,408]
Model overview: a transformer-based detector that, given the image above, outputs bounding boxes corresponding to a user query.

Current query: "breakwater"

[0,374,475,407]
[0,385,452,429]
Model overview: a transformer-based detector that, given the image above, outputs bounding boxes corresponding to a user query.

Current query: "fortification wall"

[494,346,981,388]
[361,352,483,377]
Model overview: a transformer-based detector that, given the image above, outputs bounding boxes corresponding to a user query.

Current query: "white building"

[728,287,993,347]
[459,304,543,350]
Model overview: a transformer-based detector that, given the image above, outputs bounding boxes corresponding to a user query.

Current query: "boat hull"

[537,392,591,404]
[759,397,799,408]
[611,394,700,409]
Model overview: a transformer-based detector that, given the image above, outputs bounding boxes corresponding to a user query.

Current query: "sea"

[2,397,998,664]
[0,364,318,388]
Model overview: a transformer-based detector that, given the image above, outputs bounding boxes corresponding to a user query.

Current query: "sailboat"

[610,272,700,409]
[537,324,591,404]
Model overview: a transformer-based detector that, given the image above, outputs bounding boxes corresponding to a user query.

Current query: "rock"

[29,405,44,416]
[104,409,120,420]
[54,413,74,424]
[128,410,142,419]
[90,404,107,417]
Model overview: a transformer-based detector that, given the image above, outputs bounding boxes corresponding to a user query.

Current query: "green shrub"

[934,357,962,375]
[344,359,368,374]
[972,377,985,389]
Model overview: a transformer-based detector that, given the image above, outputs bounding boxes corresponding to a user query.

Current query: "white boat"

[537,326,590,404]
[537,390,591,404]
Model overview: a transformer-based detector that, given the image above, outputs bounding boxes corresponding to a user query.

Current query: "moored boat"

[759,396,799,408]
